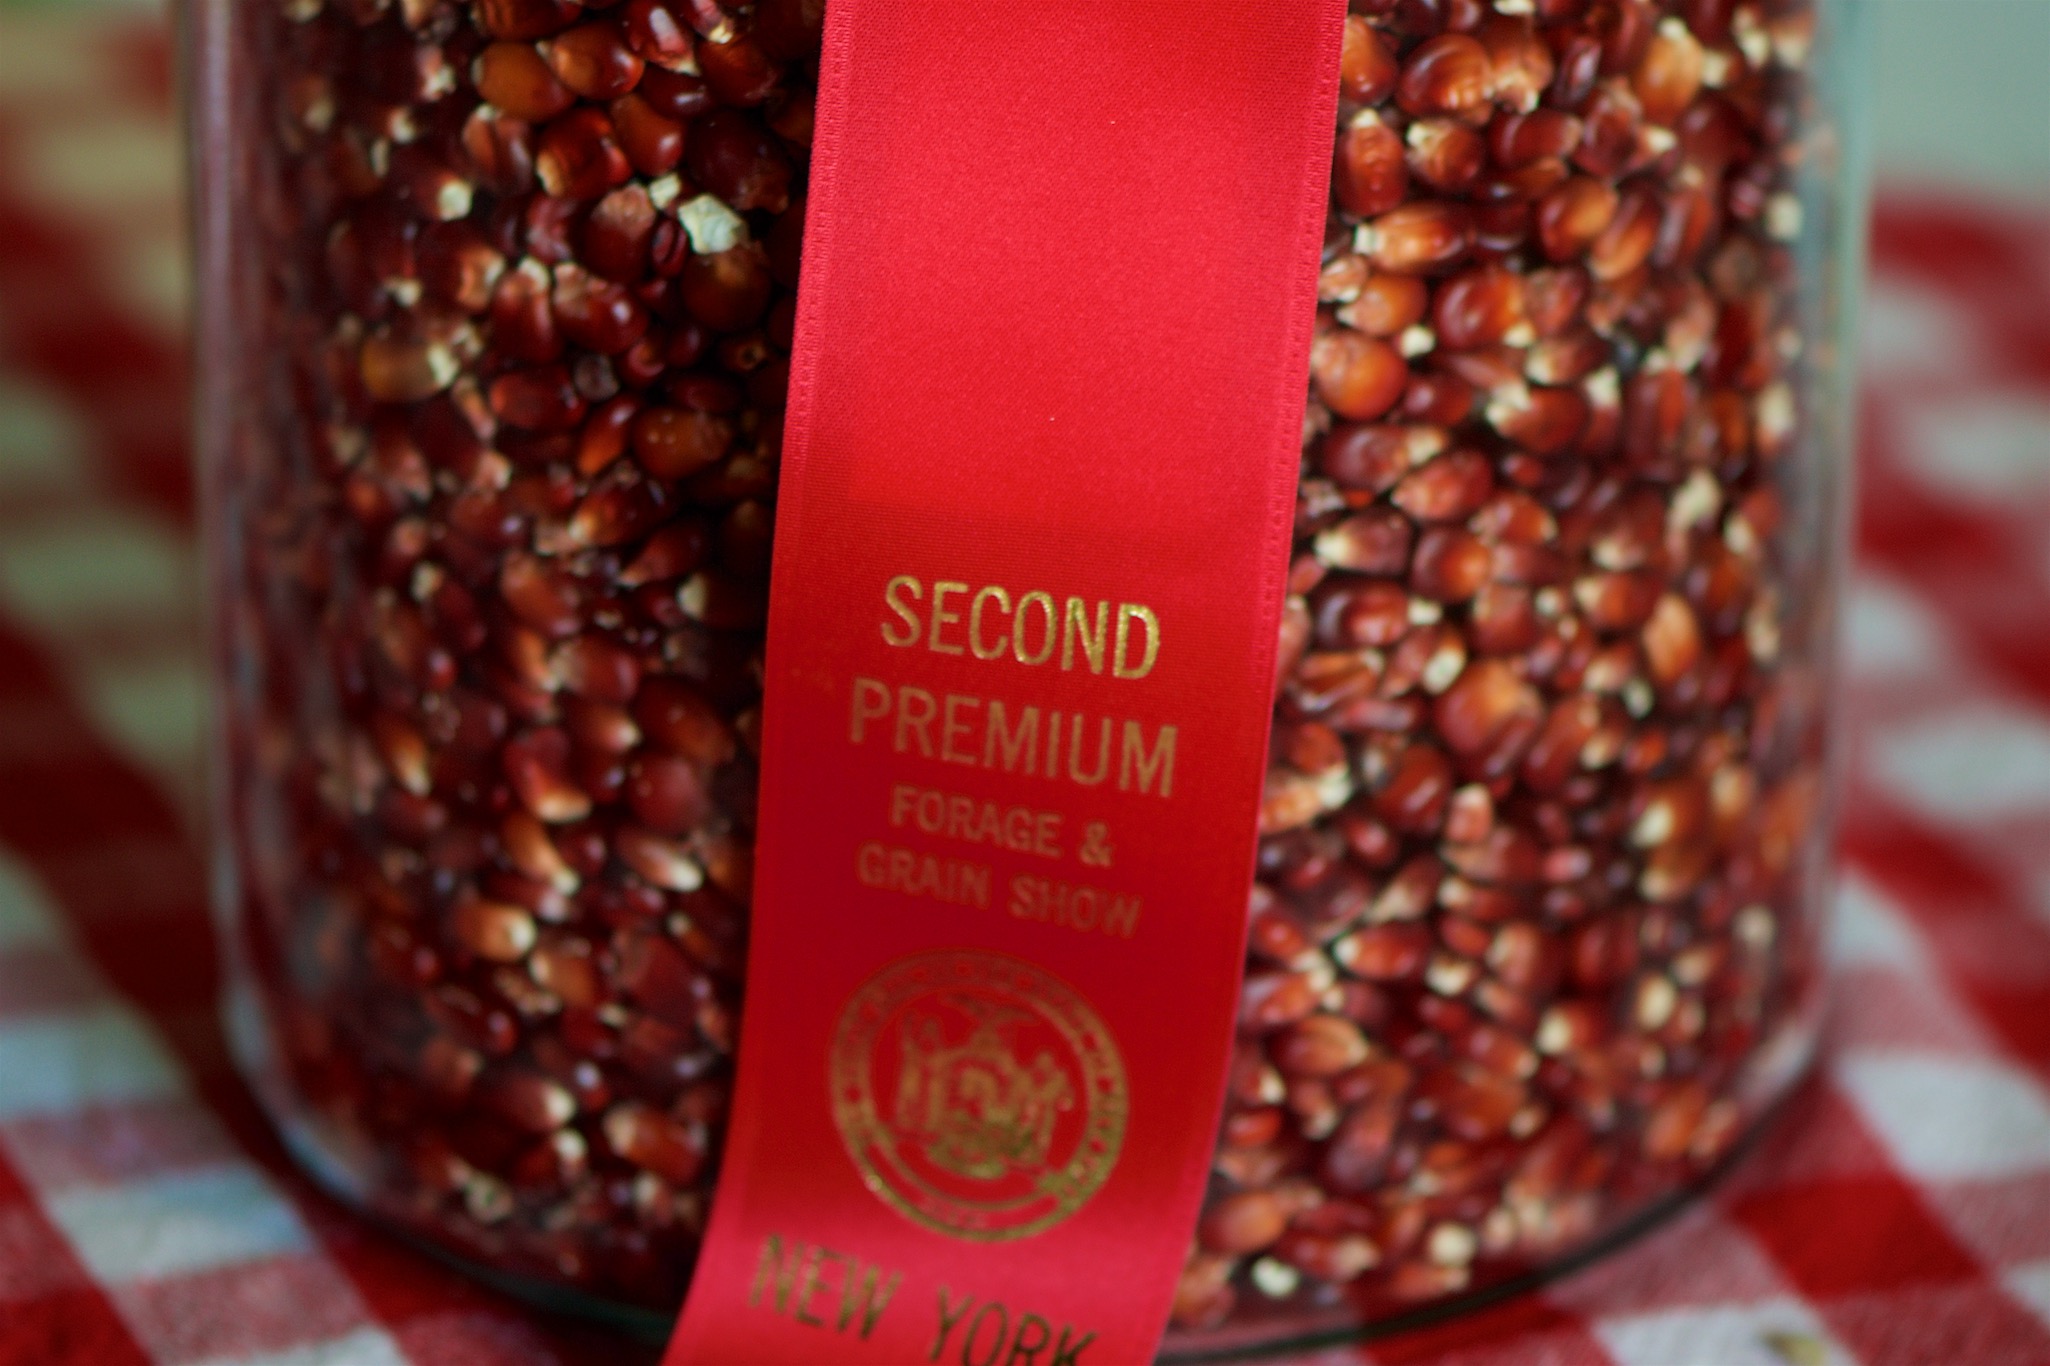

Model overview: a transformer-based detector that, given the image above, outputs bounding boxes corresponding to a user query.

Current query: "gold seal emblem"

[829,949,1126,1242]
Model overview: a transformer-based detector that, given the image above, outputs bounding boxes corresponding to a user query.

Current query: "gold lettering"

[963,1302,1010,1366]
[878,785,1063,862]
[1067,716,1111,787]
[941,693,980,765]
[749,1234,802,1312]
[862,842,991,909]
[748,1236,903,1341]
[1013,592,1057,666]
[1002,807,1033,850]
[1112,604,1160,679]
[879,576,1157,685]
[839,1262,902,1339]
[984,701,1039,776]
[929,581,970,656]
[1007,1313,1053,1366]
[852,680,1176,802]
[1007,876,1141,939]
[1117,721,1177,797]
[1061,598,1108,674]
[791,1247,833,1327]
[969,586,1012,661]
[895,686,937,757]
[930,1286,976,1362]
[882,576,923,647]
[851,677,891,744]
[1049,1325,1095,1366]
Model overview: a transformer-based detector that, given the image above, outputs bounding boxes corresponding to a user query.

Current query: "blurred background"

[0,3,2044,1366]
[1866,0,2048,200]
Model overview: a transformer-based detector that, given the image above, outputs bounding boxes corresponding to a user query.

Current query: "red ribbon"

[665,3,1344,1361]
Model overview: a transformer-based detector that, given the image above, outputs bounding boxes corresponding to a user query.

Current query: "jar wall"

[192,0,1865,1353]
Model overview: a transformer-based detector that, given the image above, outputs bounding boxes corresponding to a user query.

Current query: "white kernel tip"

[677,194,751,255]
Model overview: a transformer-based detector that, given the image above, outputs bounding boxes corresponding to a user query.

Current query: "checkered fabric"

[2,14,2048,1366]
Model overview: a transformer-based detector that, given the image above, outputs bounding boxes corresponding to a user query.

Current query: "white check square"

[2007,1259,2050,1333]
[0,848,60,950]
[1841,1052,2050,1181]
[44,1165,311,1282]
[1598,1298,1852,1366]
[1829,874,1928,973]
[1872,702,2050,820]
[193,1327,410,1366]
[0,1005,179,1118]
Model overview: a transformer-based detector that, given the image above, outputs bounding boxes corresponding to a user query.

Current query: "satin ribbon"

[665,2,1345,1360]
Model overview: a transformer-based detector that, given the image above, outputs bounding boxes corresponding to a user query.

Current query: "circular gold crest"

[829,949,1126,1242]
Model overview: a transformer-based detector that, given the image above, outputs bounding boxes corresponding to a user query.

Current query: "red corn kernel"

[623,0,697,69]
[640,64,714,122]
[1537,177,1620,262]
[679,243,773,331]
[1411,527,1492,604]
[699,32,780,107]
[360,334,458,404]
[1344,271,1430,337]
[1312,329,1409,422]
[1490,108,1585,168]
[1200,1191,1289,1256]
[755,0,826,61]
[1397,35,1493,121]
[1340,17,1398,105]
[1478,15,1555,114]
[546,23,647,102]
[1588,186,1662,280]
[1392,449,1494,523]
[1321,422,1443,493]
[502,728,593,823]
[1407,119,1487,194]
[1333,924,1434,982]
[474,42,574,121]
[1313,508,1415,575]
[453,896,540,963]
[1634,17,1706,126]
[632,407,733,480]
[474,0,581,40]
[552,263,649,354]
[610,95,685,177]
[490,366,587,431]
[535,108,632,200]
[580,185,658,282]
[626,753,712,834]
[1335,110,1409,220]
[1432,265,1527,350]
[1363,201,1474,275]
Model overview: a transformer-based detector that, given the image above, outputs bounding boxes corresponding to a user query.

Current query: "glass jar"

[191,0,1867,1355]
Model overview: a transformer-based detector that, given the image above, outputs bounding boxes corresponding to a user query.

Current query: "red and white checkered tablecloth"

[3,15,2049,1366]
